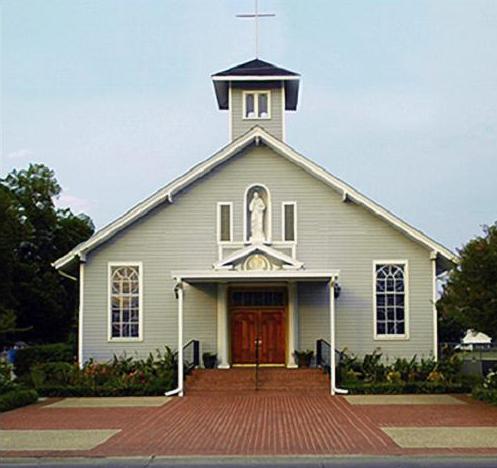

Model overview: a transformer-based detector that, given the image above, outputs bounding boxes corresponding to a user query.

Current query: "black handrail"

[183,339,200,375]
[255,336,260,391]
[316,339,343,379]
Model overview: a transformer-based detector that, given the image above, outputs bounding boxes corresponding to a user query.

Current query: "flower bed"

[338,348,466,393]
[30,347,177,397]
[345,381,471,394]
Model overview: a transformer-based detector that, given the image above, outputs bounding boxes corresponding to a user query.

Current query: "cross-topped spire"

[236,0,275,58]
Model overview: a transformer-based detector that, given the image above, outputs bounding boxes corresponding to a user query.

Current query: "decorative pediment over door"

[213,244,304,272]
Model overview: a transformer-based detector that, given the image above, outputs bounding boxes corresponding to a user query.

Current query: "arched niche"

[244,184,271,244]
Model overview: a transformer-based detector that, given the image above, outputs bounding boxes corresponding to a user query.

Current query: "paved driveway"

[1,393,497,458]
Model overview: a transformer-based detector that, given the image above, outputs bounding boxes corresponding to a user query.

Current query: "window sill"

[374,334,410,341]
[108,337,144,343]
[244,240,273,246]
[242,116,271,121]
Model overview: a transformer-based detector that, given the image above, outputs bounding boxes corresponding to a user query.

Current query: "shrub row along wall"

[345,382,472,394]
[0,389,39,413]
[473,387,497,405]
[14,343,75,377]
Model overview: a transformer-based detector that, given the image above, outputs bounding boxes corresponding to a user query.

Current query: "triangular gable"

[214,244,304,271]
[54,126,457,270]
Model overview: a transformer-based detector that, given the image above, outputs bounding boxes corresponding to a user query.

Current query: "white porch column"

[431,251,439,361]
[287,282,298,368]
[217,283,230,368]
[329,279,336,396]
[78,262,85,369]
[166,280,184,398]
[178,281,184,396]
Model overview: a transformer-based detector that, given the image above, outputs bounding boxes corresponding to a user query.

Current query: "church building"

[54,58,457,395]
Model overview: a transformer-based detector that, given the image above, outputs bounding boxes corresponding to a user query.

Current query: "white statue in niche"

[249,191,266,243]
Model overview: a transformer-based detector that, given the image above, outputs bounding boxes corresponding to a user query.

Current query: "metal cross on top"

[236,0,275,58]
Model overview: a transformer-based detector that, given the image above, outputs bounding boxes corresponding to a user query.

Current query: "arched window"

[109,264,142,340]
[375,263,407,337]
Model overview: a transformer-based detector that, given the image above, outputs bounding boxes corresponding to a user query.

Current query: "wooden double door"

[231,308,286,365]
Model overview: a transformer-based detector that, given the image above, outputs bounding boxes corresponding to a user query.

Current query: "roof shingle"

[212,58,299,77]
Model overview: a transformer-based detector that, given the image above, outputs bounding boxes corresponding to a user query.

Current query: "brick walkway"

[1,373,497,458]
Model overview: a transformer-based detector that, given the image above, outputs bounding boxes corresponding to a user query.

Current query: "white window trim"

[243,183,272,244]
[373,260,410,341]
[217,202,233,244]
[281,201,297,244]
[107,261,144,342]
[242,90,271,120]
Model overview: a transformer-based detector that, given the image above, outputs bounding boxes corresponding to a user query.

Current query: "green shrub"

[0,389,39,412]
[346,381,471,395]
[392,356,419,382]
[362,349,386,383]
[338,348,466,390]
[15,343,75,377]
[473,386,497,405]
[472,370,497,405]
[482,370,497,390]
[0,360,16,394]
[36,384,171,397]
[30,362,76,387]
[29,347,176,397]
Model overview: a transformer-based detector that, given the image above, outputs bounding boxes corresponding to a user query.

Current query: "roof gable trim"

[54,126,457,270]
[214,244,304,270]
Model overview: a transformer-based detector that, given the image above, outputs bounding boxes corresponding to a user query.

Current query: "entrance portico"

[171,269,340,396]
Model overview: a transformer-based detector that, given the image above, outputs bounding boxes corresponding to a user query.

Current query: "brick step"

[188,382,328,388]
[185,368,330,394]
[186,388,330,396]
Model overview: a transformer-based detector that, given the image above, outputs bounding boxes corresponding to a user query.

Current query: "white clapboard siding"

[82,144,433,362]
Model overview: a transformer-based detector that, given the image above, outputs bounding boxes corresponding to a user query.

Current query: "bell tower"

[211,58,300,142]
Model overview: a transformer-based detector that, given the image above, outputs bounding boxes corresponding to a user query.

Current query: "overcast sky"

[2,0,496,252]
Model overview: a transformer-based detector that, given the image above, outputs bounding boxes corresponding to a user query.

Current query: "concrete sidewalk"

[2,455,497,467]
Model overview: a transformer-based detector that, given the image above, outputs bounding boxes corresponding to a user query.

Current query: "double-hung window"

[109,263,142,340]
[282,202,296,242]
[217,202,233,243]
[243,91,270,119]
[374,262,408,339]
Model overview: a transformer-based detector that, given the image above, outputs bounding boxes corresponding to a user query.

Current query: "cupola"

[212,58,300,141]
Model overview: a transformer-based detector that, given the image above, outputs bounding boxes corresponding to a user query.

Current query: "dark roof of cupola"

[211,58,300,111]
[212,58,299,77]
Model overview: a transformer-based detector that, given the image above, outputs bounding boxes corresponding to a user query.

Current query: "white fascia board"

[258,131,458,265]
[54,125,457,270]
[53,128,261,270]
[172,269,340,282]
[212,76,299,81]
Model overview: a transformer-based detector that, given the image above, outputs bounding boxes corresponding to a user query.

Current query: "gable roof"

[212,58,299,78]
[53,126,457,271]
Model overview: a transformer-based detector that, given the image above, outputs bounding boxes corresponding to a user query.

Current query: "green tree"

[0,185,21,336]
[438,223,497,340]
[1,164,94,343]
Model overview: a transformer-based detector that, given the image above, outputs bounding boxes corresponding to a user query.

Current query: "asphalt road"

[2,457,497,468]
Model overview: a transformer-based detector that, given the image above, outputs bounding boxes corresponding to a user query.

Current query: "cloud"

[55,192,92,214]
[5,148,34,160]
